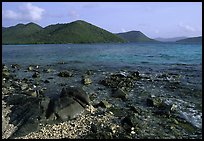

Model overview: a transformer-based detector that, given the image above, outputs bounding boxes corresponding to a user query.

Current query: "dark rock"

[32,72,40,78]
[121,113,141,131]
[60,87,90,106]
[43,68,52,73]
[2,86,91,138]
[58,71,73,77]
[112,88,128,100]
[94,100,112,108]
[100,71,138,92]
[48,98,85,122]
[44,80,50,83]
[11,64,20,69]
[2,71,10,79]
[109,107,127,117]
[3,94,42,138]
[58,61,65,64]
[128,105,142,114]
[91,124,98,133]
[146,97,162,107]
[85,70,94,75]
[20,83,28,91]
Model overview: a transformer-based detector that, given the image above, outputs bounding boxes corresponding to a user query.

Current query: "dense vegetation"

[116,31,158,43]
[2,20,126,44]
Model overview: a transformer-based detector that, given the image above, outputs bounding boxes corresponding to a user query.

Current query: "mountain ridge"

[116,31,158,43]
[2,20,126,44]
[176,36,202,43]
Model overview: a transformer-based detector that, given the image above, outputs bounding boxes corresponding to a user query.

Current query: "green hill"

[2,23,43,44]
[116,31,158,43]
[2,20,126,44]
[176,36,202,43]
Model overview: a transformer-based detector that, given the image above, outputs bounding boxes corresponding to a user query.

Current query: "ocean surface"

[2,42,202,133]
[2,43,202,70]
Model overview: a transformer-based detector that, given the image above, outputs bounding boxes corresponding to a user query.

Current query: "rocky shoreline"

[2,63,202,139]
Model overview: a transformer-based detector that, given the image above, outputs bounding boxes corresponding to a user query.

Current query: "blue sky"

[2,2,202,38]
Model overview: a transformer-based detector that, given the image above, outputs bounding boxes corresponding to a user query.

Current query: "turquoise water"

[2,43,202,70]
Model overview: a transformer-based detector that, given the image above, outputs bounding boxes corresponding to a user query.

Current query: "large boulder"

[44,86,91,123]
[3,86,91,138]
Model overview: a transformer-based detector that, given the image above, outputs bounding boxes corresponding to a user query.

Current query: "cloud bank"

[3,3,45,22]
[178,22,195,32]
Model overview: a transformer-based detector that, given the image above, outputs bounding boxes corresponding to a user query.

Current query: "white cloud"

[3,10,20,20]
[68,10,80,20]
[3,3,45,21]
[178,22,195,32]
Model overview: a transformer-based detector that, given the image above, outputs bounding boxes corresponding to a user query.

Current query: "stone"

[3,94,42,138]
[95,100,112,108]
[43,68,52,73]
[11,64,20,69]
[20,83,28,91]
[146,97,163,107]
[112,88,128,100]
[121,113,141,130]
[58,71,73,77]
[44,80,50,83]
[82,75,92,85]
[100,71,137,92]
[85,70,94,75]
[60,87,90,106]
[27,66,33,71]
[91,124,98,133]
[32,72,40,78]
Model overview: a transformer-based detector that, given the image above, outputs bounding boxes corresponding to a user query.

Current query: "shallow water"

[2,42,202,138]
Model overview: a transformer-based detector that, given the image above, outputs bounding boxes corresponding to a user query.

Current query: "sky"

[2,2,202,38]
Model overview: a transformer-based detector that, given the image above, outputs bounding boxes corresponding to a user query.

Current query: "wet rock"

[3,71,10,79]
[82,75,92,85]
[58,71,73,77]
[32,72,40,78]
[2,66,10,79]
[43,68,52,73]
[60,87,90,106]
[146,97,163,107]
[121,113,142,132]
[43,86,91,123]
[100,71,138,92]
[26,90,38,97]
[85,70,94,75]
[109,107,127,117]
[147,97,177,117]
[3,94,42,138]
[58,61,65,64]
[20,83,28,91]
[130,71,140,80]
[112,88,128,100]
[91,124,98,133]
[27,66,33,71]
[44,80,50,83]
[11,64,20,69]
[2,100,16,139]
[127,105,142,114]
[95,100,112,108]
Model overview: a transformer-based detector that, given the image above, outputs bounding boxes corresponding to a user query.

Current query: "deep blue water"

[2,43,202,70]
